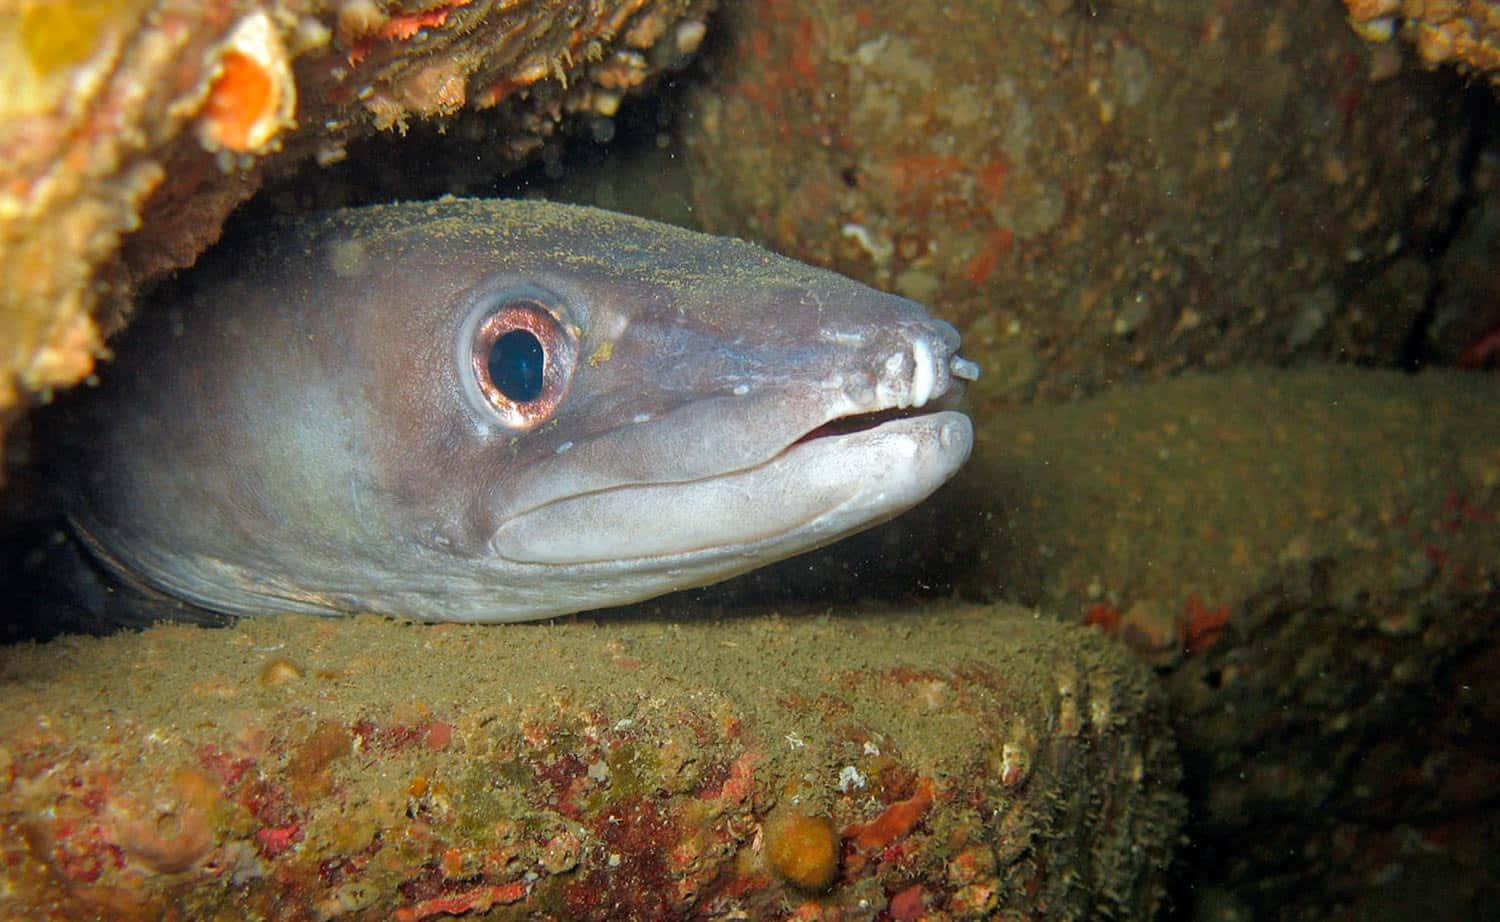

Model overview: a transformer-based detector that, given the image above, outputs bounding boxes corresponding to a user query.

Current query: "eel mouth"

[794,401,956,445]
[792,349,977,444]
[792,382,966,446]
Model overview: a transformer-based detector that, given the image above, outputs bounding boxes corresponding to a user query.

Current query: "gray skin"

[67,199,975,622]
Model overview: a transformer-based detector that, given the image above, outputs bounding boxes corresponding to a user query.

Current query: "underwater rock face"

[0,606,1183,920]
[0,0,710,436]
[954,366,1500,920]
[680,0,1469,405]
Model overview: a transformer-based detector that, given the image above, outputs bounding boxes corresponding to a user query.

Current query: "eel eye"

[470,298,578,430]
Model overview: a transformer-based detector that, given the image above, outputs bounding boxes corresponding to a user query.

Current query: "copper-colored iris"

[469,299,578,430]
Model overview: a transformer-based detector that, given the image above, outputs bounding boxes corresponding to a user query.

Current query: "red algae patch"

[762,807,839,891]
[844,776,934,854]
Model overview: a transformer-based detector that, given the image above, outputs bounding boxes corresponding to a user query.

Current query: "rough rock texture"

[0,0,710,435]
[679,0,1473,404]
[0,605,1182,921]
[1168,556,1499,922]
[1345,0,1500,83]
[965,368,1499,630]
[954,366,1500,920]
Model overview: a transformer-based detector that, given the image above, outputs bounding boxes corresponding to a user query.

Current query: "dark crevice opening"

[1396,82,1497,372]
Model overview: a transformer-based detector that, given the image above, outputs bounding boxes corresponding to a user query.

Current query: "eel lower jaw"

[488,409,974,567]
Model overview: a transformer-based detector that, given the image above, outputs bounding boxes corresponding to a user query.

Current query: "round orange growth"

[204,49,275,152]
[763,808,840,892]
[113,767,222,873]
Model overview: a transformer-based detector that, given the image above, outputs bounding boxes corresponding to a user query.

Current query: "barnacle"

[197,11,296,154]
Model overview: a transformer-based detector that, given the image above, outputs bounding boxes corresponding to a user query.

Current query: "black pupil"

[488,329,545,403]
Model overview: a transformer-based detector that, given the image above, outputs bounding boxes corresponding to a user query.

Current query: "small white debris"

[840,222,893,264]
[838,765,867,792]
[675,20,707,55]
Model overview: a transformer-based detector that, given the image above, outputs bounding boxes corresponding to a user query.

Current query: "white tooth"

[844,372,877,407]
[950,355,980,381]
[911,338,935,408]
[881,352,907,407]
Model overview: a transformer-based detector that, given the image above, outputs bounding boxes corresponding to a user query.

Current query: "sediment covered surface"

[0,604,1182,921]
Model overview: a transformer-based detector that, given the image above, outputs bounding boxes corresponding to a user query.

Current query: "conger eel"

[65,199,977,622]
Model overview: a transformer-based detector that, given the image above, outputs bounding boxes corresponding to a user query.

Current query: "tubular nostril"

[950,355,980,381]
